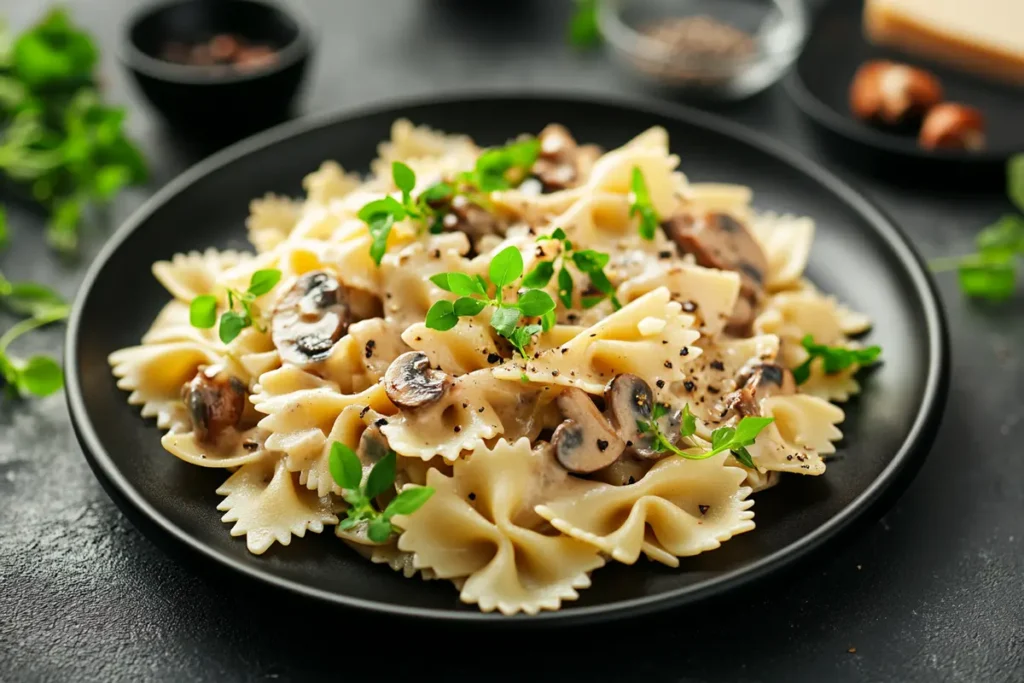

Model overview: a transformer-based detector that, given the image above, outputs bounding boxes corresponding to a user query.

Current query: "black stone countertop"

[1,1,1021,681]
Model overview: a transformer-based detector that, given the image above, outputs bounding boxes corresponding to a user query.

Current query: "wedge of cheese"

[864,0,1024,86]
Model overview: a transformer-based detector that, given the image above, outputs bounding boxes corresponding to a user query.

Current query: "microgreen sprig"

[791,334,882,385]
[568,0,602,49]
[931,154,1024,301]
[189,269,281,344]
[424,245,556,358]
[524,227,621,310]
[328,441,435,543]
[629,167,660,241]
[636,403,773,469]
[0,277,68,399]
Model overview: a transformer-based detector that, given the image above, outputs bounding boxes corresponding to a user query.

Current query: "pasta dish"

[109,121,879,615]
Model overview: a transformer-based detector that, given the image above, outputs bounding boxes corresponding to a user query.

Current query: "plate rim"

[784,0,1016,165]
[64,89,950,625]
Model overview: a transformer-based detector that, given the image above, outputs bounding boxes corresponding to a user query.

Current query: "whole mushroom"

[272,271,351,366]
[383,351,452,409]
[181,367,247,443]
[551,388,625,473]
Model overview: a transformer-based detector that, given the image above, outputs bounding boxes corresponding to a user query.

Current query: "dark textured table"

[2,2,1022,682]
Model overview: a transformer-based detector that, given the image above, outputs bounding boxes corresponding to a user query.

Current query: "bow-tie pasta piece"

[302,160,364,207]
[252,366,394,476]
[683,183,753,219]
[744,394,845,475]
[216,456,339,555]
[402,319,503,376]
[618,263,742,336]
[371,118,478,178]
[536,453,755,567]
[755,286,873,402]
[394,438,605,615]
[380,233,472,330]
[246,193,302,254]
[151,248,252,303]
[494,287,701,401]
[749,211,815,292]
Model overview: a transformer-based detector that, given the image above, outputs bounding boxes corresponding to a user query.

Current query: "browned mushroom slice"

[440,194,507,241]
[531,124,603,192]
[272,271,350,366]
[662,211,768,334]
[552,388,625,473]
[724,362,796,417]
[383,351,452,409]
[181,367,247,443]
[603,374,661,459]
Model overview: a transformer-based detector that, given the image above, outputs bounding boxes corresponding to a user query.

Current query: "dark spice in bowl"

[160,33,280,72]
[641,15,757,62]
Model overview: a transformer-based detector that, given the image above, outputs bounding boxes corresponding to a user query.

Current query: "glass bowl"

[598,0,808,101]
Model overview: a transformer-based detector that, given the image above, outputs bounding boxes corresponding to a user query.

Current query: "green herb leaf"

[16,355,63,396]
[732,416,775,445]
[384,486,436,519]
[424,300,459,331]
[730,446,756,469]
[711,427,734,451]
[976,214,1024,256]
[367,214,395,266]
[651,402,668,420]
[571,249,610,273]
[430,272,485,296]
[507,323,542,358]
[630,167,660,240]
[540,308,556,332]
[365,450,397,499]
[568,0,602,49]
[522,260,555,288]
[329,441,364,491]
[367,517,393,543]
[358,196,406,223]
[392,161,416,200]
[794,335,883,383]
[490,305,522,337]
[959,255,1016,300]
[580,295,605,309]
[0,207,7,251]
[420,182,454,205]
[189,295,218,329]
[247,269,281,297]
[557,266,574,308]
[679,404,696,438]
[488,246,524,288]
[454,296,487,317]
[0,280,66,318]
[516,289,556,317]
[11,9,97,89]
[337,517,360,530]
[218,311,248,343]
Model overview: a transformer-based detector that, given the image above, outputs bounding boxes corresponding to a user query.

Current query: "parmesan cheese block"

[864,0,1024,86]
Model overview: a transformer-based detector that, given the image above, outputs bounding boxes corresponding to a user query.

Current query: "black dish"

[118,0,312,139]
[786,0,1024,183]
[65,93,949,625]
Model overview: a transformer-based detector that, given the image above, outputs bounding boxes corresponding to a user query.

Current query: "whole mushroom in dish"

[725,362,795,417]
[383,351,452,409]
[181,367,247,443]
[551,388,625,473]
[661,211,768,336]
[272,271,350,366]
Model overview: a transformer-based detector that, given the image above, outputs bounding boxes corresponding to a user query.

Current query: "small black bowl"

[119,0,313,139]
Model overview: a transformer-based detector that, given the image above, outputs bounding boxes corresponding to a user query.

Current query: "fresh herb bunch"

[568,0,602,49]
[358,140,540,267]
[0,263,68,398]
[190,269,281,344]
[425,245,557,358]
[636,403,774,469]
[931,156,1024,301]
[0,9,147,251]
[524,227,621,310]
[791,334,882,385]
[328,441,435,543]
[629,167,660,240]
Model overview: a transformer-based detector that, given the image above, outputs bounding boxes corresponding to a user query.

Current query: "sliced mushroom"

[552,388,625,473]
[272,271,350,366]
[531,124,602,193]
[383,351,452,409]
[604,374,661,459]
[662,211,768,336]
[441,194,507,241]
[724,362,796,417]
[181,367,247,443]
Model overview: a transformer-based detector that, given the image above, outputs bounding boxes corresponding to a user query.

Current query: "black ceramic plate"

[787,0,1024,173]
[65,93,949,625]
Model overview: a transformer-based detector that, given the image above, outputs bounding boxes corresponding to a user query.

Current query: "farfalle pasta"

[109,120,878,615]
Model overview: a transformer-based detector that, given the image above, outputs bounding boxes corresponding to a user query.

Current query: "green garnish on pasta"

[636,402,773,469]
[525,227,621,310]
[190,269,281,343]
[792,335,882,385]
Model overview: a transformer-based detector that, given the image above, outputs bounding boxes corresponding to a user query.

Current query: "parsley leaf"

[635,402,773,469]
[792,335,882,384]
[522,260,555,288]
[247,269,282,297]
[189,295,218,328]
[490,305,521,337]
[489,245,524,288]
[430,272,484,296]
[557,265,574,308]
[630,167,660,240]
[189,269,282,343]
[424,299,458,331]
[329,442,363,491]
[568,0,602,49]
[0,297,69,399]
[392,161,416,205]
[516,289,556,317]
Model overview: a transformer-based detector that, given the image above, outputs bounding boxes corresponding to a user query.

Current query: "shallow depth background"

[1,1,1021,682]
